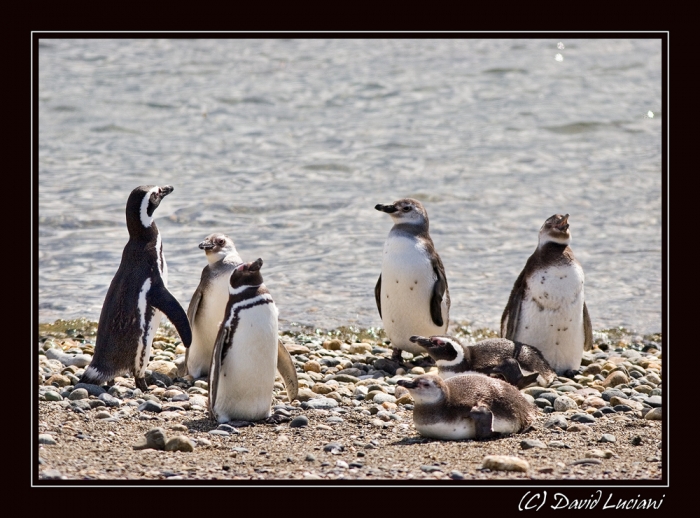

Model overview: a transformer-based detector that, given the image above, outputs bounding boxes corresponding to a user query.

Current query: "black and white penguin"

[209,258,280,423]
[500,214,592,376]
[409,335,556,388]
[375,198,450,361]
[185,233,243,378]
[81,185,192,391]
[397,374,536,440]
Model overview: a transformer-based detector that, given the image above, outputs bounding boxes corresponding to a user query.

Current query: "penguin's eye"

[402,206,411,212]
[216,239,224,246]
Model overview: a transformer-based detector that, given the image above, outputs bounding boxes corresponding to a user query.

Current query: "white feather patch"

[139,186,159,228]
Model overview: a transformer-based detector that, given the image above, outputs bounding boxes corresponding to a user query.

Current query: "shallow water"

[37,38,663,335]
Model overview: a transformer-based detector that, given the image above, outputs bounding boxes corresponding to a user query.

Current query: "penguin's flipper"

[583,302,593,351]
[375,274,382,318]
[209,325,231,418]
[277,340,299,403]
[469,405,496,440]
[148,284,193,347]
[186,283,204,324]
[430,259,448,327]
[501,278,525,340]
[493,358,540,389]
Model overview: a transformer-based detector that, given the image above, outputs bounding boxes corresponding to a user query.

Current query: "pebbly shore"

[36,319,663,482]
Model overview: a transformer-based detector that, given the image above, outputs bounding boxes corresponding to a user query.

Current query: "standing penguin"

[375,198,450,361]
[397,374,536,440]
[185,233,243,378]
[81,185,192,391]
[500,214,592,376]
[209,258,280,423]
[409,335,557,388]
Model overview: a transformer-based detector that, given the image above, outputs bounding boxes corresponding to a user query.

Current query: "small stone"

[644,407,662,420]
[373,393,396,404]
[304,360,322,373]
[305,454,316,461]
[39,434,57,445]
[323,443,344,454]
[449,470,465,480]
[138,400,162,413]
[602,371,629,388]
[482,455,529,472]
[302,398,338,410]
[73,383,107,396]
[68,388,89,401]
[41,469,64,479]
[553,395,578,412]
[147,360,179,379]
[216,424,239,434]
[98,392,122,407]
[165,436,194,452]
[570,413,596,424]
[548,441,571,449]
[323,339,343,350]
[598,434,616,443]
[586,448,614,459]
[44,391,63,401]
[420,465,442,473]
[95,411,112,419]
[336,460,349,469]
[521,439,547,450]
[133,427,167,450]
[290,416,309,428]
[544,415,568,430]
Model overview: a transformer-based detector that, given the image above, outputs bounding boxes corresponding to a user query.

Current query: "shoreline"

[36,318,663,482]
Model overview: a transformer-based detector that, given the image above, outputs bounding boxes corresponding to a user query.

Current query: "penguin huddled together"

[82,186,590,437]
[376,199,591,440]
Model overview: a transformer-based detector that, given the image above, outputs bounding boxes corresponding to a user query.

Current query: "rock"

[147,360,179,379]
[304,360,322,373]
[449,470,465,480]
[644,407,662,420]
[544,415,568,430]
[323,443,344,454]
[420,465,442,473]
[602,370,629,387]
[44,348,92,367]
[373,393,396,404]
[599,434,616,443]
[610,396,644,410]
[323,339,343,350]
[68,388,89,401]
[44,391,63,401]
[302,398,338,410]
[646,395,662,407]
[133,428,167,450]
[553,395,578,412]
[482,455,529,472]
[46,374,72,388]
[290,416,309,428]
[296,388,318,402]
[521,439,547,450]
[138,400,162,413]
[586,448,614,459]
[312,383,334,395]
[98,393,122,407]
[570,413,596,424]
[73,383,107,396]
[144,370,172,388]
[39,434,57,445]
[95,411,112,419]
[349,343,372,354]
[601,388,627,401]
[165,436,194,452]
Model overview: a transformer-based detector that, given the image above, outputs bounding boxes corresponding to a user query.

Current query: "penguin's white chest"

[188,272,232,378]
[211,302,279,422]
[516,263,585,373]
[381,236,445,353]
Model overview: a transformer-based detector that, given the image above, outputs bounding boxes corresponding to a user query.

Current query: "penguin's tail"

[79,366,110,386]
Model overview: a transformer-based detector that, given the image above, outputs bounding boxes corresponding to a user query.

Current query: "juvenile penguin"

[209,258,280,423]
[397,373,536,440]
[81,185,192,391]
[375,198,450,360]
[500,214,592,376]
[185,233,243,378]
[409,335,557,388]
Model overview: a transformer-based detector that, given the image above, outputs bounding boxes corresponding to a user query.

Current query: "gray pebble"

[290,416,309,428]
[39,434,58,445]
[70,400,91,411]
[534,398,552,408]
[44,348,92,367]
[544,415,568,430]
[323,442,344,454]
[98,393,122,407]
[302,398,338,410]
[209,430,230,437]
[373,393,397,404]
[95,411,112,419]
[68,388,89,401]
[305,454,316,461]
[646,395,662,407]
[553,395,578,412]
[570,413,596,424]
[73,383,107,396]
[133,427,167,450]
[44,391,63,401]
[644,407,662,420]
[599,434,616,443]
[601,388,627,401]
[420,465,443,473]
[231,447,249,453]
[165,436,194,452]
[521,439,547,450]
[548,441,571,449]
[449,470,465,480]
[137,400,162,413]
[41,469,64,479]
[216,424,240,434]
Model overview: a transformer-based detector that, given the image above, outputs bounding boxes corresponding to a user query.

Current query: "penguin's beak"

[375,204,398,214]
[199,240,214,250]
[409,335,434,349]
[555,214,570,231]
[397,379,418,390]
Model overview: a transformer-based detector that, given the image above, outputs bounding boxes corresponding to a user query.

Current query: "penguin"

[81,185,192,391]
[409,335,556,388]
[500,214,592,376]
[397,373,537,440]
[185,235,298,402]
[208,258,280,423]
[375,198,450,361]
[185,233,243,379]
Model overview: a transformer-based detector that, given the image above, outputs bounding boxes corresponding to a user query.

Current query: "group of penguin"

[80,184,592,441]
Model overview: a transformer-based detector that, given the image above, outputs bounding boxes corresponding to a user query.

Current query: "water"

[37,38,663,335]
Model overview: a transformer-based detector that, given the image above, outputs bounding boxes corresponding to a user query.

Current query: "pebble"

[570,413,596,424]
[165,436,194,452]
[44,348,92,367]
[544,415,568,430]
[133,428,167,450]
[290,416,310,428]
[302,398,338,410]
[598,434,616,443]
[644,407,662,420]
[138,400,162,413]
[521,439,547,450]
[98,393,122,407]
[68,388,89,401]
[482,455,529,472]
[39,434,58,445]
[553,395,578,412]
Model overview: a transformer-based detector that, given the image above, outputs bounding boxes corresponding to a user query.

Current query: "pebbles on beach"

[37,321,663,481]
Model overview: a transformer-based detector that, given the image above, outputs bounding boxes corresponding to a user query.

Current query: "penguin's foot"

[264,414,291,425]
[135,377,149,391]
[391,348,403,362]
[561,369,580,380]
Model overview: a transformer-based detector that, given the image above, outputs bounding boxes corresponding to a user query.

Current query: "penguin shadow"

[392,434,510,446]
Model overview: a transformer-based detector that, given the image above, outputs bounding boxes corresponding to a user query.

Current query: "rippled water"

[37,38,663,335]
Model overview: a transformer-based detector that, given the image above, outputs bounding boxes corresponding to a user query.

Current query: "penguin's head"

[229,258,264,288]
[375,198,428,227]
[199,233,240,265]
[397,375,445,404]
[410,335,461,363]
[538,213,571,247]
[126,185,174,231]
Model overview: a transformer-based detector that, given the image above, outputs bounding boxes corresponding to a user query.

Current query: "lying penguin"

[397,374,536,440]
[409,335,556,388]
